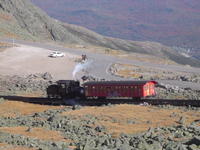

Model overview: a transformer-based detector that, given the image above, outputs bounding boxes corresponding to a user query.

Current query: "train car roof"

[83,80,157,86]
[57,80,79,84]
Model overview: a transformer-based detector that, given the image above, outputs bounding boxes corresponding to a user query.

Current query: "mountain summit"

[0,0,200,67]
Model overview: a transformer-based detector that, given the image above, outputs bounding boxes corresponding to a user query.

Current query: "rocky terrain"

[0,73,52,97]
[0,97,200,150]
[1,72,200,100]
[0,55,199,149]
[1,0,200,67]
[155,84,200,100]
[110,63,200,83]
[0,0,200,149]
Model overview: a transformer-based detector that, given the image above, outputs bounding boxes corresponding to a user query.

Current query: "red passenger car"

[83,81,157,99]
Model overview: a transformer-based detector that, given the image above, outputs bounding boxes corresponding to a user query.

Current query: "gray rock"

[178,116,186,125]
[137,140,151,150]
[174,132,184,138]
[165,142,187,150]
[72,105,82,110]
[117,143,132,150]
[95,126,105,132]
[147,141,162,150]
[82,139,96,150]
[42,72,53,80]
[26,127,32,132]
[127,119,136,124]
[0,97,5,103]
[188,144,200,150]
[180,76,189,82]
[184,137,200,146]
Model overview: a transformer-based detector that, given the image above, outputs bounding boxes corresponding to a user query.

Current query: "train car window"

[101,86,104,93]
[107,87,111,92]
[96,86,98,92]
[131,86,134,92]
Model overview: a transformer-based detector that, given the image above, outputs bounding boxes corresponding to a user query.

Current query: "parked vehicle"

[49,51,65,58]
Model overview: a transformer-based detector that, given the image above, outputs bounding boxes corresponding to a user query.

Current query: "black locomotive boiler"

[47,80,84,99]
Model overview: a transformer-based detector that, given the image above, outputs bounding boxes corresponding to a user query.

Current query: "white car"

[49,51,65,58]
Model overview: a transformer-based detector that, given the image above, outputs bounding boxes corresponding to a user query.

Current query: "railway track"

[64,98,200,107]
[2,96,200,107]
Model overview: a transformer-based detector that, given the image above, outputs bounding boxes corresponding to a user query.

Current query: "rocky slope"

[31,0,200,54]
[0,0,200,67]
[0,100,200,150]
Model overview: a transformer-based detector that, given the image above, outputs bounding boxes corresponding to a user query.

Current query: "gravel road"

[1,38,200,90]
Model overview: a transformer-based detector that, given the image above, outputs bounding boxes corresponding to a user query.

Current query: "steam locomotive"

[47,80,157,100]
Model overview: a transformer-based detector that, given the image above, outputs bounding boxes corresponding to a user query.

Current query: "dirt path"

[0,45,77,80]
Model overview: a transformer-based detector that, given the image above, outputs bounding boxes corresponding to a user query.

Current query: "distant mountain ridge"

[1,0,200,67]
[31,0,200,55]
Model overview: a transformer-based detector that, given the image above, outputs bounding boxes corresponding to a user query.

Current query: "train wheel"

[132,97,141,100]
[48,94,53,99]
[98,97,106,100]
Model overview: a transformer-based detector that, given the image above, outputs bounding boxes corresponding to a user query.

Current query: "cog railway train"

[47,80,157,100]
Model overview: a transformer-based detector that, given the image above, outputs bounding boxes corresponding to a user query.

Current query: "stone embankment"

[1,72,200,100]
[0,72,53,96]
[156,83,200,100]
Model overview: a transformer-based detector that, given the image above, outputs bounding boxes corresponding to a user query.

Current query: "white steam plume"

[72,60,92,79]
